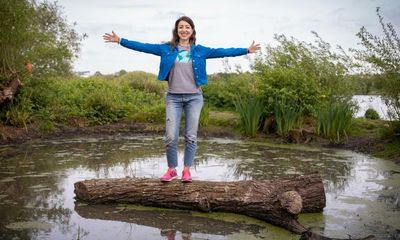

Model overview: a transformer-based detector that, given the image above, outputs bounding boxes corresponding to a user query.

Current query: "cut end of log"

[279,191,303,215]
[74,181,90,201]
[197,196,211,212]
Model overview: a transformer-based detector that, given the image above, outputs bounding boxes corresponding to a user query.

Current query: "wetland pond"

[0,135,399,240]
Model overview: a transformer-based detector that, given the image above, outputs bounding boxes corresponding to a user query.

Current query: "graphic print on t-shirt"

[177,49,191,63]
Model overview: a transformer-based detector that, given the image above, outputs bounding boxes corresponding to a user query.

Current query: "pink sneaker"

[160,168,177,182]
[181,169,192,183]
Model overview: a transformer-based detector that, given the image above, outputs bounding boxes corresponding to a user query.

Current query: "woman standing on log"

[103,16,260,182]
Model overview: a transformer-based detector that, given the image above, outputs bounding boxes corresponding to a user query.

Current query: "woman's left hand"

[248,41,261,53]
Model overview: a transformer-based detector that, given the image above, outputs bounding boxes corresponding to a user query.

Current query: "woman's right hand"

[103,31,120,43]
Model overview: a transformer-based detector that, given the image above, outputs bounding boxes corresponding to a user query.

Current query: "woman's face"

[177,20,193,42]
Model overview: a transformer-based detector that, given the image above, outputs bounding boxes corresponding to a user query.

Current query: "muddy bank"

[0,122,236,144]
[0,122,397,165]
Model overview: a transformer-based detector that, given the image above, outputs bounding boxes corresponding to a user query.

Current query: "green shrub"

[254,34,353,116]
[257,67,321,116]
[203,72,258,109]
[389,121,400,137]
[117,71,166,96]
[2,92,33,129]
[129,101,165,123]
[315,101,356,143]
[2,74,166,126]
[83,92,127,124]
[39,120,55,133]
[5,105,31,129]
[234,96,264,136]
[364,108,380,120]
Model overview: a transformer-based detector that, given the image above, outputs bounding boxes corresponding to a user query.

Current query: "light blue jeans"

[165,92,203,168]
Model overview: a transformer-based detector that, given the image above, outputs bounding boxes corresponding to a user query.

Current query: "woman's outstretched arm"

[205,41,261,58]
[103,31,163,56]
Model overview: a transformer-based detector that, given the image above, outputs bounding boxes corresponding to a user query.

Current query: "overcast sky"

[53,0,400,75]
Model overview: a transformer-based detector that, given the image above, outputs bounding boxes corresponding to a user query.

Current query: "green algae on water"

[5,221,52,230]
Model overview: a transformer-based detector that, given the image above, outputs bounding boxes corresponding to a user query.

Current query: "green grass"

[208,110,239,127]
[349,118,390,138]
[372,138,400,161]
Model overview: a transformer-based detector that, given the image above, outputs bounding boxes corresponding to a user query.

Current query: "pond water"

[0,135,399,240]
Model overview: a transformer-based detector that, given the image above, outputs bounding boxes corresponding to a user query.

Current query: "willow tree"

[0,0,84,82]
[354,7,400,121]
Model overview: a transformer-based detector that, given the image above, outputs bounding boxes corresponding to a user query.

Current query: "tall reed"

[274,99,303,136]
[199,103,210,127]
[234,96,264,136]
[315,101,355,143]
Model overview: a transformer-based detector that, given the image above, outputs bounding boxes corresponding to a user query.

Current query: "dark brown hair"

[168,16,196,49]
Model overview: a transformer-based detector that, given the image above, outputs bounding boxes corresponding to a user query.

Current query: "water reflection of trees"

[196,142,356,193]
[0,147,74,239]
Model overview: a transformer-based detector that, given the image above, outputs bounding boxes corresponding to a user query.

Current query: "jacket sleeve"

[120,38,164,56]
[204,46,248,59]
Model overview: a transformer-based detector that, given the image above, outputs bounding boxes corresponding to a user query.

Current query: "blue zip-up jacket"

[120,38,248,86]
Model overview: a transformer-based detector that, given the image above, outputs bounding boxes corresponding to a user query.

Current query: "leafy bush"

[203,72,258,109]
[83,92,127,124]
[2,74,166,126]
[233,96,264,136]
[254,33,354,116]
[38,120,55,133]
[364,108,380,120]
[256,66,321,116]
[129,100,165,123]
[0,88,33,128]
[117,71,166,96]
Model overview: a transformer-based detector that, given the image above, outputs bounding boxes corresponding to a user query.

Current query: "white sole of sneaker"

[160,176,178,182]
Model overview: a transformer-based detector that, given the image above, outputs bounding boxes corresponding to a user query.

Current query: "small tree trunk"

[0,75,22,105]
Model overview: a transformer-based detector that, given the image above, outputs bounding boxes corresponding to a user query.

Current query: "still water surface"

[0,135,399,240]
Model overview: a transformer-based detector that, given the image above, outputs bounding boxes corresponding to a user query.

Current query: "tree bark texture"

[0,76,22,105]
[75,173,325,234]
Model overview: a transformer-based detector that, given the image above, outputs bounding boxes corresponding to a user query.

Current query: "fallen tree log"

[74,173,375,240]
[74,173,323,233]
[0,76,22,106]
